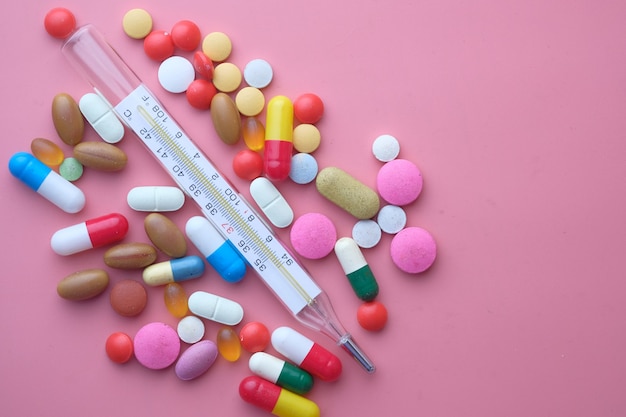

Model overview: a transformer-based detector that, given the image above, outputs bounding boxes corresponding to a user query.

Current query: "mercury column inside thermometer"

[60,24,375,373]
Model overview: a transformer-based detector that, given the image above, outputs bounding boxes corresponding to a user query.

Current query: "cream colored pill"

[249,177,294,228]
[213,62,242,93]
[79,93,125,144]
[127,186,185,212]
[316,167,380,219]
[177,315,205,344]
[235,87,265,116]
[202,32,232,62]
[293,124,321,153]
[122,9,153,39]
[188,291,244,325]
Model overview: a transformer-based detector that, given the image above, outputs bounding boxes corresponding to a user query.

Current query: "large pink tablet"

[390,227,436,273]
[376,159,423,206]
[133,322,181,370]
[290,212,337,259]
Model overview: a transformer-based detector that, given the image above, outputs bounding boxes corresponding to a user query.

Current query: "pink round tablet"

[133,322,181,370]
[290,212,337,259]
[376,159,423,206]
[390,227,436,273]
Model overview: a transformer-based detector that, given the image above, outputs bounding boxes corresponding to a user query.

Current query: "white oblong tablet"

[249,177,294,228]
[377,204,407,234]
[188,291,244,325]
[79,93,125,143]
[372,134,400,162]
[352,219,382,249]
[243,59,273,89]
[127,186,185,212]
[158,56,195,93]
[177,315,205,344]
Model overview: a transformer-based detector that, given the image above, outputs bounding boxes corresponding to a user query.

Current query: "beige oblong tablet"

[316,167,380,219]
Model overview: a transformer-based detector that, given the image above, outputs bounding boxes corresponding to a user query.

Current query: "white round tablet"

[177,315,205,344]
[289,153,318,184]
[352,219,382,249]
[158,56,195,93]
[377,204,407,234]
[243,59,273,89]
[372,134,400,162]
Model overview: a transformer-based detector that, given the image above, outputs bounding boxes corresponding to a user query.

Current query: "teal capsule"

[248,352,314,395]
[143,255,205,286]
[334,237,379,301]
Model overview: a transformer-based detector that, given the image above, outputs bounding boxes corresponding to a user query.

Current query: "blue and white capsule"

[8,152,85,213]
[185,216,247,283]
[143,255,205,286]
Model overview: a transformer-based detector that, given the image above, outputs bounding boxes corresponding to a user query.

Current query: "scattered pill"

[235,86,265,116]
[264,96,293,181]
[185,216,247,283]
[334,237,379,301]
[243,59,273,89]
[390,226,437,273]
[52,93,84,146]
[143,30,175,61]
[104,242,157,269]
[249,352,314,395]
[143,255,205,286]
[192,51,214,79]
[122,8,153,39]
[289,153,318,185]
[73,141,128,171]
[357,301,388,331]
[44,7,76,39]
[233,149,264,180]
[352,219,382,248]
[188,291,244,326]
[177,315,205,344]
[249,177,294,228]
[56,269,109,301]
[242,117,265,151]
[292,124,321,153]
[212,62,242,93]
[202,32,232,62]
[144,212,187,258]
[78,93,125,143]
[293,93,324,124]
[171,20,201,51]
[239,376,320,417]
[316,167,380,219]
[164,283,188,318]
[8,152,85,213]
[271,326,342,382]
[290,213,336,259]
[30,138,64,167]
[210,92,242,145]
[109,279,148,317]
[372,134,400,162]
[377,204,407,234]
[158,56,195,93]
[175,340,218,380]
[133,322,180,370]
[59,157,84,182]
[377,158,423,206]
[127,186,185,212]
[239,321,271,353]
[51,213,129,256]
[217,326,242,362]
[105,332,134,364]
[186,79,217,110]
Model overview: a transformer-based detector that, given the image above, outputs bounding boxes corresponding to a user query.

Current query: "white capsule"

[127,186,185,212]
[249,177,294,228]
[188,291,244,325]
[79,93,125,143]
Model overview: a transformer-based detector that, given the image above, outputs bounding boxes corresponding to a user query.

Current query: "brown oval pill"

[57,269,109,301]
[210,92,241,145]
[52,93,85,146]
[144,213,187,258]
[316,166,380,219]
[104,242,158,269]
[109,279,148,317]
[73,141,128,171]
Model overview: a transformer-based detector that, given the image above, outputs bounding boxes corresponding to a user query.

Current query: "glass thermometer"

[61,24,375,373]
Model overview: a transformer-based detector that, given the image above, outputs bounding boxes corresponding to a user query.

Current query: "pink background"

[2,1,625,416]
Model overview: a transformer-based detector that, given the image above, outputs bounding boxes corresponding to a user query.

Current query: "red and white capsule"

[51,213,129,255]
[271,326,342,382]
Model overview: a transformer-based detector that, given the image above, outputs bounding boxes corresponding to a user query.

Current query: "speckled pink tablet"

[133,322,181,370]
[290,212,337,259]
[175,340,218,381]
[390,227,436,273]
[376,159,423,206]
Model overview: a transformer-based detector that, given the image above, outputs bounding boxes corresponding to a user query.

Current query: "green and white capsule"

[249,352,314,395]
[334,237,379,301]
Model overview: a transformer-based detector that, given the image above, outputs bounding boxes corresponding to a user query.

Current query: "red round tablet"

[105,332,134,364]
[144,30,175,61]
[239,322,270,353]
[232,149,264,180]
[293,93,324,124]
[186,79,217,110]
[171,20,201,51]
[357,301,388,331]
[44,7,76,39]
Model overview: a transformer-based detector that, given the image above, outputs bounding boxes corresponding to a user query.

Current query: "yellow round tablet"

[122,9,153,39]
[202,32,232,62]
[235,87,265,117]
[213,63,242,93]
[293,124,321,153]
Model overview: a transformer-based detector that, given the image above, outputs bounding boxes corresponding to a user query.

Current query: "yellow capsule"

[242,117,265,151]
[31,138,64,167]
[217,326,241,362]
[163,283,188,318]
[265,96,293,142]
